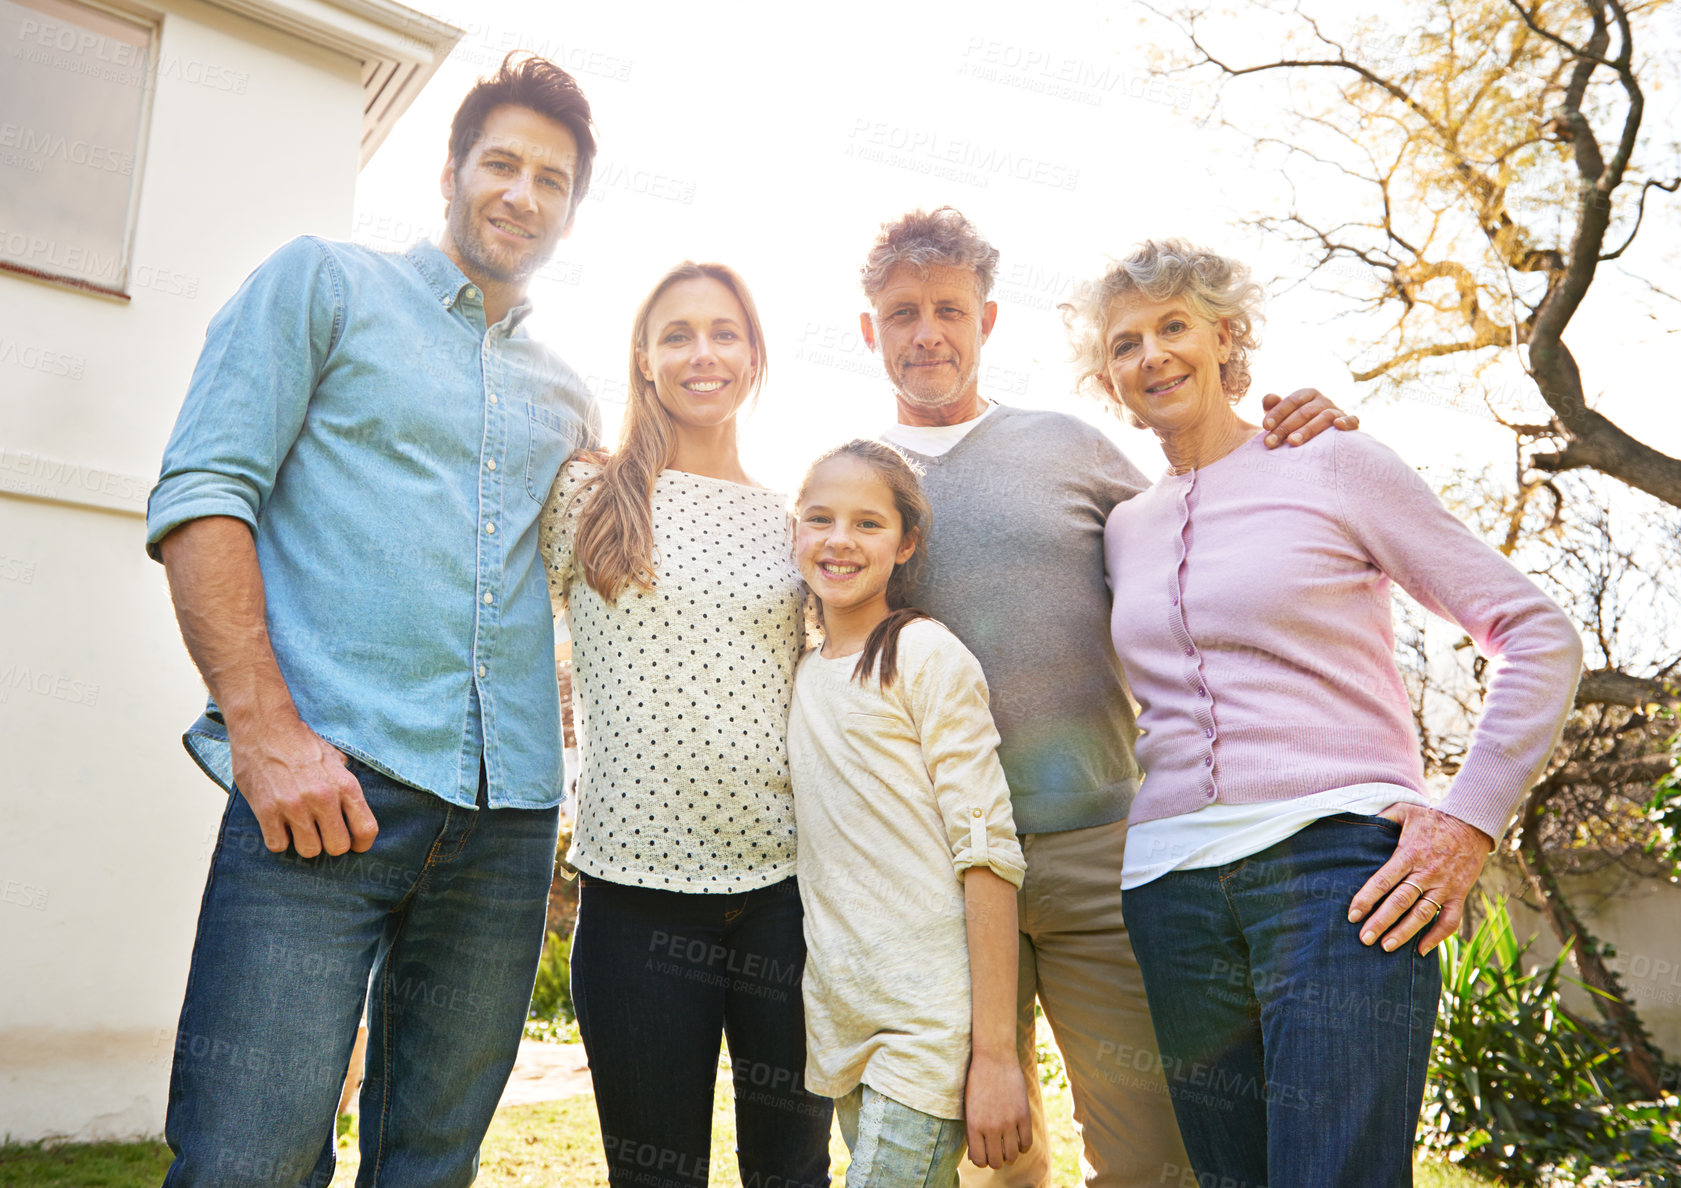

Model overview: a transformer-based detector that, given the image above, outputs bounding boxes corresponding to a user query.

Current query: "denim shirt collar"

[405,240,534,330]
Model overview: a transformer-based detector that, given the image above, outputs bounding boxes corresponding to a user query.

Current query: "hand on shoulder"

[554,451,607,502]
[1259,388,1360,448]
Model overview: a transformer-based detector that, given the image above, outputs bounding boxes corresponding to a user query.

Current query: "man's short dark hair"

[449,52,598,225]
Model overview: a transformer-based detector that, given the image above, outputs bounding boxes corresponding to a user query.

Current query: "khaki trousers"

[959,819,1190,1188]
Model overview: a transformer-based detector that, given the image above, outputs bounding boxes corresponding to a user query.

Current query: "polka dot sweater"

[538,459,804,892]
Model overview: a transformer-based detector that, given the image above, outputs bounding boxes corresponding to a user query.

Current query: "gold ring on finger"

[1399,879,1425,896]
[1419,895,1443,914]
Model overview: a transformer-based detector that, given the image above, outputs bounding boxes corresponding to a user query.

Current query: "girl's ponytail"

[853,605,931,689]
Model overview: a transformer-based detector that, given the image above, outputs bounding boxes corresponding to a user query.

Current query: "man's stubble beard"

[890,349,984,412]
[445,199,555,285]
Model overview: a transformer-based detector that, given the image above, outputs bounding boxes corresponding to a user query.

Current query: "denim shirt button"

[486,458,497,471]
[482,591,494,604]
[484,521,495,534]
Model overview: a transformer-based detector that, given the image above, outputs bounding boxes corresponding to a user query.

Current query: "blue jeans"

[836,1085,966,1188]
[1122,813,1441,1188]
[163,760,559,1187]
[570,874,832,1188]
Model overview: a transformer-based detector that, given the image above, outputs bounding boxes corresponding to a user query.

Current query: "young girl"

[540,262,830,1188]
[788,440,1031,1186]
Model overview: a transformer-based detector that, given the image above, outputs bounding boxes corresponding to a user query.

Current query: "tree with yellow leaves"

[1141,0,1679,1099]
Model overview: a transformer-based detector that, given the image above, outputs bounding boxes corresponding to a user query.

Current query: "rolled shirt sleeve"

[907,633,1027,889]
[146,236,340,560]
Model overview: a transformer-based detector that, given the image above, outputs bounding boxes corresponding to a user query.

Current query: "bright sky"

[355,0,1680,495]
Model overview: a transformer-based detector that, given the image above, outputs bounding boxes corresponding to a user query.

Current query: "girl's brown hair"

[795,439,933,689]
[572,261,767,603]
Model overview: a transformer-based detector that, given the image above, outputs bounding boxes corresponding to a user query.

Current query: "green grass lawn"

[1413,1160,1493,1188]
[0,1073,1489,1187]
[0,1139,175,1188]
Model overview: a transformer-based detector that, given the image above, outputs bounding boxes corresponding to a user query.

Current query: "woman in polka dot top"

[538,262,831,1187]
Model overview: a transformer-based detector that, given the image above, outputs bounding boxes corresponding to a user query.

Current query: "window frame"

[0,0,160,301]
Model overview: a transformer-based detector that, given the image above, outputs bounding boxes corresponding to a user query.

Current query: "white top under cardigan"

[538,459,804,893]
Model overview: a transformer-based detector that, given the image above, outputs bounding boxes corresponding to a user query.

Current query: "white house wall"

[0,0,362,1142]
[1481,860,1681,1059]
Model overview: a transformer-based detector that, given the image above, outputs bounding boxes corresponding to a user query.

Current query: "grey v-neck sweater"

[892,404,1149,834]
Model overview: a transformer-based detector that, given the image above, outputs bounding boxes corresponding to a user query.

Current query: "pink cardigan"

[1104,430,1582,840]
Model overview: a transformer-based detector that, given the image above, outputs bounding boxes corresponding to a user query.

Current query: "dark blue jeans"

[1122,813,1441,1188]
[571,874,832,1188]
[163,760,559,1187]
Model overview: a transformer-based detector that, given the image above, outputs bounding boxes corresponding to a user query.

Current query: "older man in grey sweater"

[859,207,1354,1188]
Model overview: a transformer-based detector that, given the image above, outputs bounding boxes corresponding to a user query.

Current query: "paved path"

[498,1040,593,1107]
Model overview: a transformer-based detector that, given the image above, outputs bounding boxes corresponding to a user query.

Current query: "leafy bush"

[1645,770,1681,882]
[525,931,575,1042]
[1422,896,1679,1186]
[1036,1032,1068,1091]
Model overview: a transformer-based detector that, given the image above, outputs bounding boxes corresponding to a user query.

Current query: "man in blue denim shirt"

[145,56,598,1187]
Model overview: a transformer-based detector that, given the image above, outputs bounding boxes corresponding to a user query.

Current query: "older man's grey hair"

[1061,238,1264,403]
[860,207,1002,300]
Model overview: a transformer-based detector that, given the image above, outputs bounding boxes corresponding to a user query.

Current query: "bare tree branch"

[1600,175,1681,260]
[1553,752,1676,784]
[1152,0,1681,506]
[1575,666,1681,709]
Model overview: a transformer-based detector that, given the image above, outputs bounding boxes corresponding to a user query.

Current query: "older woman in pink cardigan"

[1062,240,1583,1188]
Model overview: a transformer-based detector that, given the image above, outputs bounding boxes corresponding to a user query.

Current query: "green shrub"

[1422,896,1679,1186]
[1036,1031,1068,1091]
[526,931,574,1040]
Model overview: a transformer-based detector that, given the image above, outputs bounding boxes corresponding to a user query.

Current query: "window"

[0,0,156,297]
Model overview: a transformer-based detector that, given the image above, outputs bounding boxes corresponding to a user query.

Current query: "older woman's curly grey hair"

[1060,239,1264,404]
[861,207,1001,299]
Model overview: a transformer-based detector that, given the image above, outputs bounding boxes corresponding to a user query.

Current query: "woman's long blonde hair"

[572,261,768,602]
